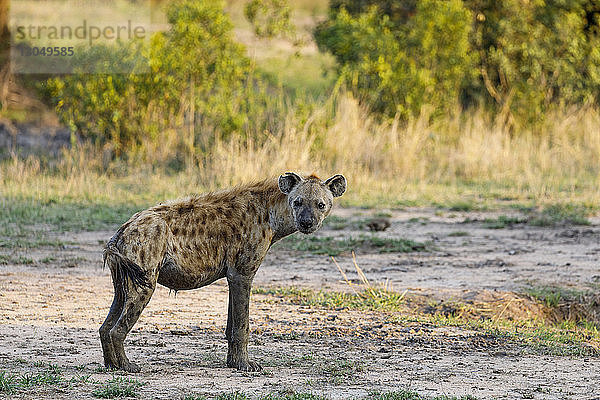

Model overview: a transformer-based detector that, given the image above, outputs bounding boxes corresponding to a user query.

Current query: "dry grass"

[1,95,600,208]
[197,96,600,207]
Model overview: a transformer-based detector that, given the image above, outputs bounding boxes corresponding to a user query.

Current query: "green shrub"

[468,0,600,125]
[315,0,474,119]
[41,0,291,161]
[315,0,600,124]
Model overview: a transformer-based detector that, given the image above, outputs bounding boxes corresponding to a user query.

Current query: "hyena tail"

[103,232,152,290]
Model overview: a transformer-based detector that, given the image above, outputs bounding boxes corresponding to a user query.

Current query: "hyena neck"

[265,183,296,243]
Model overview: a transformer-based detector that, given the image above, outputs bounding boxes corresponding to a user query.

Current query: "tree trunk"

[0,0,9,110]
[0,0,8,40]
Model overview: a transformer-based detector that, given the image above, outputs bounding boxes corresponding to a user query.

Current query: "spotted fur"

[99,172,347,372]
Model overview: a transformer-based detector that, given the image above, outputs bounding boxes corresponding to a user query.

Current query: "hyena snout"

[296,209,320,234]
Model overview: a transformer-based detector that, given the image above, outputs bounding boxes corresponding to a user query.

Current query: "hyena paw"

[227,357,262,372]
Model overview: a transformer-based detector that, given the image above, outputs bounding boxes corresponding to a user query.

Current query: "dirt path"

[1,208,599,399]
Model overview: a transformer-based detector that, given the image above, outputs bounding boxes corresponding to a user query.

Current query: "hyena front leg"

[226,267,261,372]
[225,288,233,342]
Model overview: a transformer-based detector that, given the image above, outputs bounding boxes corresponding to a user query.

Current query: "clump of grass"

[0,197,141,249]
[448,201,480,212]
[483,215,528,229]
[528,204,593,226]
[261,392,328,400]
[322,215,349,230]
[366,391,477,400]
[70,374,94,384]
[448,231,469,237]
[0,371,18,393]
[315,359,364,384]
[277,234,427,256]
[524,286,587,307]
[18,370,62,387]
[92,376,144,398]
[459,205,593,229]
[0,199,143,234]
[0,254,35,265]
[0,365,64,394]
[407,306,600,357]
[188,391,475,400]
[214,392,248,400]
[182,395,207,400]
[256,253,408,312]
[255,286,406,312]
[257,281,600,357]
[0,236,68,249]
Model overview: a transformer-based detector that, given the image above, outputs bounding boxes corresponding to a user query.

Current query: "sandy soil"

[1,208,599,399]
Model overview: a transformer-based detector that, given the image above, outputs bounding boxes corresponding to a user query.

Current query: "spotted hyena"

[100,172,347,372]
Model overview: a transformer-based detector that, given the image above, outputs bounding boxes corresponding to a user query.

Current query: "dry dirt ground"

[1,208,600,399]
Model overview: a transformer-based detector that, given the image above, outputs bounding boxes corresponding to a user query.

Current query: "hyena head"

[278,172,347,234]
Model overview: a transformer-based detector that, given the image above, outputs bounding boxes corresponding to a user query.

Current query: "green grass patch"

[70,374,94,384]
[183,392,473,400]
[404,311,600,357]
[262,394,327,400]
[212,393,247,400]
[0,236,69,249]
[324,216,395,231]
[18,370,62,387]
[524,286,589,307]
[0,197,143,248]
[528,204,593,226]
[183,390,476,400]
[276,234,427,256]
[447,201,483,212]
[322,215,350,230]
[92,376,145,398]
[0,198,142,233]
[459,204,594,229]
[0,364,64,394]
[0,254,35,265]
[256,286,600,357]
[314,359,364,384]
[366,391,477,400]
[483,215,528,229]
[447,231,469,237]
[254,287,406,312]
[0,371,18,393]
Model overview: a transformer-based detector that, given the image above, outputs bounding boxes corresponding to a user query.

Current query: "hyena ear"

[279,172,303,194]
[324,174,347,197]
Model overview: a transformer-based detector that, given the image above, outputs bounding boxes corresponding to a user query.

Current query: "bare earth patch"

[1,208,599,399]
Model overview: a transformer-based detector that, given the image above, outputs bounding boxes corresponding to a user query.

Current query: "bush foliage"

[39,0,600,160]
[43,0,290,160]
[315,0,474,119]
[315,0,600,123]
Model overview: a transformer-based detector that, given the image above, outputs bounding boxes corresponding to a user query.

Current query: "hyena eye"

[317,202,326,210]
[293,198,303,207]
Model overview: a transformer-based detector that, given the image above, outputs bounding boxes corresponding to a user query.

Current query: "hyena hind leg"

[99,272,125,369]
[101,213,169,372]
[108,280,156,373]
